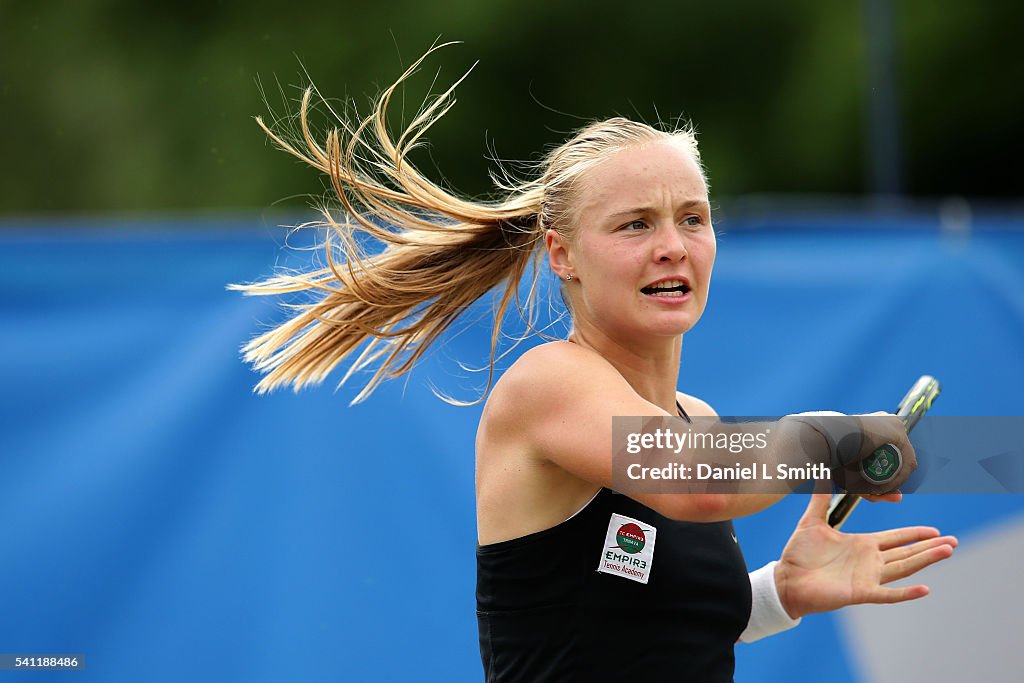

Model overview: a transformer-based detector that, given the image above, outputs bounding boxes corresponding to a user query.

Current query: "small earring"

[565,273,574,282]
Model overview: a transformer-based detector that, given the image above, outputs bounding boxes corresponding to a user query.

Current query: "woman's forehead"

[576,140,708,215]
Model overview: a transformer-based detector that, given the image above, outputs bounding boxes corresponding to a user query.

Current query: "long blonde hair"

[229,43,702,403]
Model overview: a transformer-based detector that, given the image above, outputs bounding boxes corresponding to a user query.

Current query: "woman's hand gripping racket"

[827,375,941,529]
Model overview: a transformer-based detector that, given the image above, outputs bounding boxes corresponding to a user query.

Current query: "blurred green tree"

[0,0,1018,214]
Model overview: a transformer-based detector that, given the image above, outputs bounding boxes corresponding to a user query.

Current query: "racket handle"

[827,376,940,529]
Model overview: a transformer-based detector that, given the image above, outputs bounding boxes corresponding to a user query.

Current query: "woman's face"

[551,137,716,343]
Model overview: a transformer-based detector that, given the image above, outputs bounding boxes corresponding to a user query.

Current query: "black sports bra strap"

[675,399,692,423]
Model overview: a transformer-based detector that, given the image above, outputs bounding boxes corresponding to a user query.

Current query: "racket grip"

[827,376,940,529]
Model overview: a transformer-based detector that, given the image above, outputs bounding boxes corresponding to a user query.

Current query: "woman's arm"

[498,342,839,522]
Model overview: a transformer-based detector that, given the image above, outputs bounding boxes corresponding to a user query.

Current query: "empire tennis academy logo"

[598,513,657,584]
[613,523,646,554]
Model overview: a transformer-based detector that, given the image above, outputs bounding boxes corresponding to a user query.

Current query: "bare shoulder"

[676,391,718,417]
[480,340,664,474]
[475,341,639,543]
[508,340,622,385]
[484,341,633,426]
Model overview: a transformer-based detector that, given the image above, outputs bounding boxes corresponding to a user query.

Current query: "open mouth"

[640,279,691,297]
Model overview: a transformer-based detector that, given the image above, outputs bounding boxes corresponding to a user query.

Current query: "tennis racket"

[827,375,941,529]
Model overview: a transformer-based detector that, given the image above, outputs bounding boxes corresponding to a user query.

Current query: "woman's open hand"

[774,491,957,619]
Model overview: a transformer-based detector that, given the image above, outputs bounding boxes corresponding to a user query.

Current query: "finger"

[882,544,956,584]
[882,535,959,563]
[896,436,918,482]
[875,526,942,551]
[864,584,931,604]
[801,491,833,525]
[864,492,903,503]
[813,477,832,496]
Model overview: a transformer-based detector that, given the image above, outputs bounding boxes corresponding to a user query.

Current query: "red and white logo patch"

[597,513,657,584]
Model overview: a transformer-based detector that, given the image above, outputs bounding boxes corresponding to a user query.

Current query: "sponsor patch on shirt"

[597,513,657,584]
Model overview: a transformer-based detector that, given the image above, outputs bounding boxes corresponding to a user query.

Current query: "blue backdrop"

[1,214,1021,682]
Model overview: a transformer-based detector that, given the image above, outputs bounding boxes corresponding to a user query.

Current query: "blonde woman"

[232,46,957,682]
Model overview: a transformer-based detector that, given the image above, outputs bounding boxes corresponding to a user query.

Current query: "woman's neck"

[567,326,682,413]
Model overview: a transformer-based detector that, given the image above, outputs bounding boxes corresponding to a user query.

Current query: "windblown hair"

[229,43,702,404]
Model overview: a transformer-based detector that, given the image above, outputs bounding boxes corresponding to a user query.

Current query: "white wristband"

[739,561,802,643]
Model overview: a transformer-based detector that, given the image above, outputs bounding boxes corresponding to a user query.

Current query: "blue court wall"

[0,215,1021,682]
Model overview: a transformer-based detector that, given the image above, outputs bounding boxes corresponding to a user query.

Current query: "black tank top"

[476,403,751,682]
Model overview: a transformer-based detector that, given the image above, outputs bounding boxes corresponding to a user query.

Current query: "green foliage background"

[1,0,1019,213]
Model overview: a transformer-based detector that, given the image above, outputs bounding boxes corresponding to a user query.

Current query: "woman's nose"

[653,226,688,263]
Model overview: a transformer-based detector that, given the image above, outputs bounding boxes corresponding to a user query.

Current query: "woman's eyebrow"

[607,199,708,219]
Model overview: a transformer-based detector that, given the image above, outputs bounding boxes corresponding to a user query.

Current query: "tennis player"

[233,45,958,682]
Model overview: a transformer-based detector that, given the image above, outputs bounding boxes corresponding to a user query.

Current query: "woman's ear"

[545,229,573,280]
